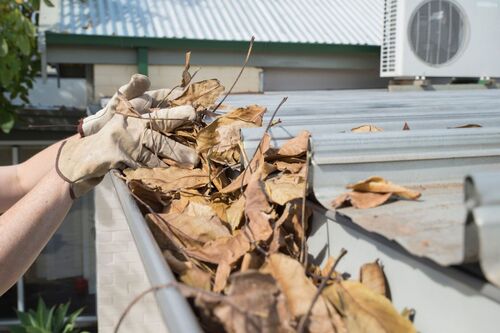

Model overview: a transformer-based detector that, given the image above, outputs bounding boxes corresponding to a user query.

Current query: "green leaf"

[1,111,15,134]
[17,35,31,56]
[0,39,8,57]
[43,0,54,7]
[9,326,27,333]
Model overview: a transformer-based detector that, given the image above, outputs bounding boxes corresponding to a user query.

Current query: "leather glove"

[58,105,200,198]
[79,74,185,137]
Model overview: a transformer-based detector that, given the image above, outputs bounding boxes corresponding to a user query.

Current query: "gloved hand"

[79,74,185,137]
[57,105,200,198]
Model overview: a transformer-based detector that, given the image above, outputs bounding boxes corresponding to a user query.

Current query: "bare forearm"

[0,168,72,295]
[0,135,78,212]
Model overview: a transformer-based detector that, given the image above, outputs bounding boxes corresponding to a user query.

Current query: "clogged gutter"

[119,53,417,333]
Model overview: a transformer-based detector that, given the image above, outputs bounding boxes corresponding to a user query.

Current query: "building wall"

[93,64,263,98]
[264,68,390,91]
[95,175,168,333]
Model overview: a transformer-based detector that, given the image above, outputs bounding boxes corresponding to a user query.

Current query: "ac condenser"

[381,0,500,78]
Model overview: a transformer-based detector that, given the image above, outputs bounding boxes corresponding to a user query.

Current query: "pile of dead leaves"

[122,64,416,332]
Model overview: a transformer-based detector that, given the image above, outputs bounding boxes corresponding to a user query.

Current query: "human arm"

[0,136,78,213]
[0,167,72,295]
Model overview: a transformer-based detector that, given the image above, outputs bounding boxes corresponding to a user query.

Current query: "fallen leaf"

[402,122,410,131]
[196,105,267,164]
[124,167,209,194]
[332,192,392,209]
[244,169,274,242]
[323,281,415,333]
[213,271,286,333]
[214,261,231,292]
[449,124,482,128]
[261,254,340,333]
[171,79,224,110]
[274,160,304,174]
[163,250,211,290]
[360,260,389,298]
[264,173,306,205]
[347,176,421,200]
[268,130,311,159]
[225,196,246,231]
[351,124,384,132]
[181,51,192,87]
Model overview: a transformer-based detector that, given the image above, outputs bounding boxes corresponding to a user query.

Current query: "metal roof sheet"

[234,89,500,268]
[53,0,383,46]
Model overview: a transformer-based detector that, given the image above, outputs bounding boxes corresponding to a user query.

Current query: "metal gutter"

[44,32,380,54]
[110,173,203,333]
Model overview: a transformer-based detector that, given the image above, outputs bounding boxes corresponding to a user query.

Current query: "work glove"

[79,74,185,137]
[57,105,200,198]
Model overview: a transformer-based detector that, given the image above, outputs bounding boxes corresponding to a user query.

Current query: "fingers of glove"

[129,94,152,114]
[145,88,185,106]
[81,103,114,136]
[139,150,168,168]
[142,129,200,167]
[142,105,196,132]
[118,74,151,100]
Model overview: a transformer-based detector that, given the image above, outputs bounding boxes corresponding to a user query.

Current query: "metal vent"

[409,0,466,66]
[381,0,398,74]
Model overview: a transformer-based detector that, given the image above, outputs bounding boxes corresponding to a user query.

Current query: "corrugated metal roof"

[53,0,383,46]
[235,89,500,268]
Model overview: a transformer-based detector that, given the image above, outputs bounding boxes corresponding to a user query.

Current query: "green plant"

[0,0,53,133]
[9,298,89,333]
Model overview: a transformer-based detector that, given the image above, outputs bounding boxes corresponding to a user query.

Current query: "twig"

[297,248,348,333]
[212,36,255,113]
[300,139,312,267]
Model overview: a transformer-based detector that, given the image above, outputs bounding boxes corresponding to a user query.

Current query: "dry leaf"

[225,196,246,231]
[171,79,224,110]
[181,51,192,87]
[332,192,392,209]
[244,169,274,242]
[268,130,310,159]
[323,281,416,333]
[197,105,267,164]
[351,124,384,132]
[261,254,339,333]
[264,173,306,205]
[449,124,482,128]
[347,176,421,200]
[402,122,410,131]
[163,250,211,290]
[360,260,389,298]
[124,167,208,194]
[213,271,285,333]
[274,160,304,173]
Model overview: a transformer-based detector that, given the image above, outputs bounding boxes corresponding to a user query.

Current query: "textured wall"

[93,64,262,99]
[95,175,168,333]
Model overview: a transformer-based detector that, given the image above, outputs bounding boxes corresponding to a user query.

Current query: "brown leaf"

[124,167,209,194]
[214,261,231,292]
[274,160,304,174]
[264,173,306,206]
[184,230,251,265]
[449,124,482,128]
[240,252,264,272]
[163,250,211,290]
[323,281,415,333]
[171,79,224,110]
[196,105,267,165]
[269,130,310,159]
[347,176,421,200]
[332,192,392,209]
[213,271,287,333]
[360,260,389,298]
[225,195,246,231]
[402,122,410,131]
[220,133,271,194]
[244,169,274,243]
[351,124,384,132]
[261,254,339,333]
[157,199,231,246]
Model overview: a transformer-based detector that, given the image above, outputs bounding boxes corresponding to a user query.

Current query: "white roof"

[51,0,384,46]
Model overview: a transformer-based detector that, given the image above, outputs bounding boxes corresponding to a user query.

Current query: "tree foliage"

[0,0,51,133]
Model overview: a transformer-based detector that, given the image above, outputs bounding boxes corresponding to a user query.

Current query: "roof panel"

[53,0,384,46]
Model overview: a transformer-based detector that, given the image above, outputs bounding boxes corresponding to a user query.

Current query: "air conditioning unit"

[381,0,500,78]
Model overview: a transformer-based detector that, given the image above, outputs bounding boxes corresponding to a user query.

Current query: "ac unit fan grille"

[381,0,398,74]
[409,0,466,66]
